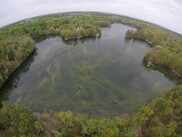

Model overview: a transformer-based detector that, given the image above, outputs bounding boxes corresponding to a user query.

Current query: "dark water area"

[0,23,175,117]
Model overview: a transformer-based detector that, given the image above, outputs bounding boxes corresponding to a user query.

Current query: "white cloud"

[0,0,182,34]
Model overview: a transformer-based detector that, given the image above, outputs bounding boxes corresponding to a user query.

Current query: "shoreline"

[0,49,37,90]
[0,22,181,90]
[0,33,102,89]
[125,36,182,79]
[62,33,101,40]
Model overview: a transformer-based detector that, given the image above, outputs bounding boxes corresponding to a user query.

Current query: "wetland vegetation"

[0,12,182,136]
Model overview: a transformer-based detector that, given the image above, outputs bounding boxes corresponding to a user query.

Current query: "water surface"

[0,24,175,117]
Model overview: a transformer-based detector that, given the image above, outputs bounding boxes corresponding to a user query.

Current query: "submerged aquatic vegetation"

[0,85,181,136]
[0,23,175,117]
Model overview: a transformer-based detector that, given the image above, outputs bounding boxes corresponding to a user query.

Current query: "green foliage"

[0,36,35,87]
[0,102,43,136]
[142,85,182,137]
[144,46,182,77]
[81,117,119,137]
[54,111,87,136]
[61,29,78,38]
[126,25,182,78]
[95,21,112,27]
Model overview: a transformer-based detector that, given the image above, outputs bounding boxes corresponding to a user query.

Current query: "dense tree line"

[125,25,182,78]
[0,85,181,136]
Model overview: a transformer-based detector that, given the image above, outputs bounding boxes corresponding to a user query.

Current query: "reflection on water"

[0,23,178,117]
[0,50,37,106]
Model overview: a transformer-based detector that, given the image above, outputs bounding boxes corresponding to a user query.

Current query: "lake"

[0,23,175,117]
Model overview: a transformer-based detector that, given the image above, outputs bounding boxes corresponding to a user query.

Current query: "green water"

[0,24,175,117]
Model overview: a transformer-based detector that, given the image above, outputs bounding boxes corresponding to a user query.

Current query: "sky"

[0,0,182,34]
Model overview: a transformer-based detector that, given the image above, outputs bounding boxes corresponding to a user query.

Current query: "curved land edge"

[0,12,182,136]
[125,28,182,79]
